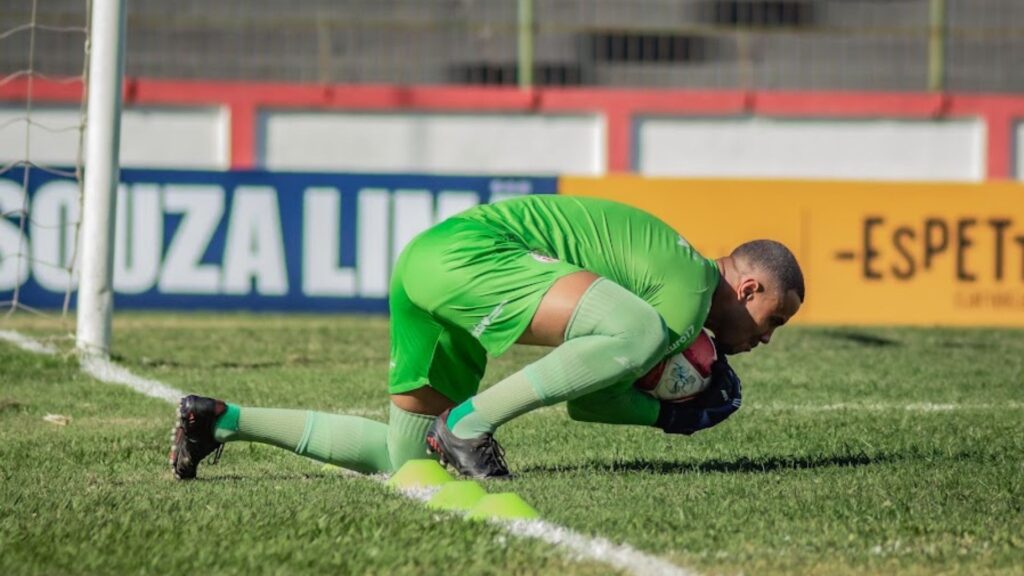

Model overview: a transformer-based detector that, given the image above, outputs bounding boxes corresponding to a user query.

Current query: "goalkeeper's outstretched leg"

[170,395,437,480]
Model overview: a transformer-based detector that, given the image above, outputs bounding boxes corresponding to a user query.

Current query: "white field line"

[3,330,695,576]
[80,354,184,404]
[528,401,1024,421]
[0,330,57,355]
[503,519,694,575]
[750,402,1024,412]
[399,487,695,576]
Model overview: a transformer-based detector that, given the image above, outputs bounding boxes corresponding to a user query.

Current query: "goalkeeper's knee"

[565,278,670,380]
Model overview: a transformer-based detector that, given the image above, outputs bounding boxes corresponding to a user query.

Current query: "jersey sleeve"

[648,255,719,355]
[565,381,661,427]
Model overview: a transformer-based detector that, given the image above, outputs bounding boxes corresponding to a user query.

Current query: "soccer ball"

[634,329,717,403]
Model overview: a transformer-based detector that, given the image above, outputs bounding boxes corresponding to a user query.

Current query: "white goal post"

[75,0,126,356]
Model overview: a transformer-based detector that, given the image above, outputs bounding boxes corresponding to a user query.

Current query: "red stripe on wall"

[1,78,1020,179]
[753,91,948,118]
[947,95,1024,180]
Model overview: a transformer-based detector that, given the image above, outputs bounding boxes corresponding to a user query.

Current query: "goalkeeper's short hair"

[731,239,805,302]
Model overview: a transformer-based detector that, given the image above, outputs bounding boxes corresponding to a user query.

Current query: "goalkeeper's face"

[716,279,801,355]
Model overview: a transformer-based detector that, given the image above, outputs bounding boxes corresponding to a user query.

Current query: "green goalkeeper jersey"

[461,195,720,355]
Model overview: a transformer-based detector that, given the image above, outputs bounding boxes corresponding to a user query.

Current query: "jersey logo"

[668,324,696,353]
[529,251,559,264]
[471,300,508,338]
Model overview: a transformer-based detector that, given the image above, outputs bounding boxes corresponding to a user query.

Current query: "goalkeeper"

[171,195,804,479]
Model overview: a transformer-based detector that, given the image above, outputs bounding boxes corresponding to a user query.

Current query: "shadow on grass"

[521,451,900,476]
[820,330,900,347]
[110,354,314,370]
[933,339,991,350]
[187,472,326,483]
[0,398,26,412]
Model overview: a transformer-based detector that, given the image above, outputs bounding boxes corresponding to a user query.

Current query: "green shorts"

[387,216,582,403]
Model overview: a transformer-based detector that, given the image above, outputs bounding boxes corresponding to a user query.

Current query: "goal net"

[1,0,125,356]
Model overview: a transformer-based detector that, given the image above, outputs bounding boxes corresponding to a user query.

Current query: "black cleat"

[169,395,227,480]
[425,409,510,479]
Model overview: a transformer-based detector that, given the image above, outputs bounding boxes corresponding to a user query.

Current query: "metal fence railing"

[2,0,1022,92]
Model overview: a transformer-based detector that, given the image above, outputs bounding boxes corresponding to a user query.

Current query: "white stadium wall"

[1,103,1008,182]
[3,82,1023,179]
[261,112,605,176]
[636,117,986,182]
[1016,121,1024,181]
[0,105,229,170]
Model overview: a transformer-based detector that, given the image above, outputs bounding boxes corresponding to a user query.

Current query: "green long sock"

[214,405,391,474]
[385,403,437,469]
[213,402,436,474]
[449,278,668,439]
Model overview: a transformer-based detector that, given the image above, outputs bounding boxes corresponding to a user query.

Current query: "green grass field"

[2,314,1023,575]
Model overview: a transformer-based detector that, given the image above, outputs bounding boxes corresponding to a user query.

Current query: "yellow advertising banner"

[560,176,1024,326]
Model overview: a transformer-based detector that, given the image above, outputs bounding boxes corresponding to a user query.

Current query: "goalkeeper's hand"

[654,354,742,435]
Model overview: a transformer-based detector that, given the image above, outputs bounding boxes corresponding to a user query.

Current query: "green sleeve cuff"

[566,384,660,427]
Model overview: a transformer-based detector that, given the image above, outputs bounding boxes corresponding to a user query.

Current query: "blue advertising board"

[0,168,555,311]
